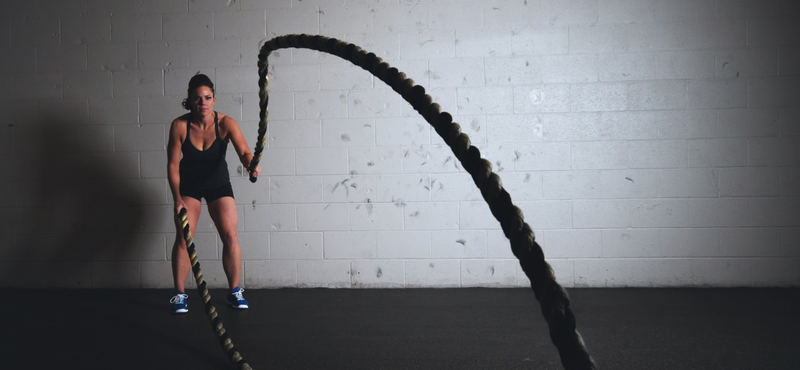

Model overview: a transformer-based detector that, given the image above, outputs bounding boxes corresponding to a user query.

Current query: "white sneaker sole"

[173,308,188,313]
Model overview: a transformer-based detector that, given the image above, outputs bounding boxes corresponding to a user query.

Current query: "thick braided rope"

[178,209,253,370]
[249,34,597,370]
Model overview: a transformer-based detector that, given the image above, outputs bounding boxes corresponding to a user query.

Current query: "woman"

[167,73,260,313]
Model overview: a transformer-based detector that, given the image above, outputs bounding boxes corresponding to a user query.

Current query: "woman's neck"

[190,111,214,127]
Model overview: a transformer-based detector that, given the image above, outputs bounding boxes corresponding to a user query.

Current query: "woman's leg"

[208,196,242,290]
[171,196,202,292]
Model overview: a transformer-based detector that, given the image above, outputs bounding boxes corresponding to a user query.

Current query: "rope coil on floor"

[248,34,597,370]
[178,208,252,370]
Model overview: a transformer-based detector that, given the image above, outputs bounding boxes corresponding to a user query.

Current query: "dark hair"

[181,73,215,110]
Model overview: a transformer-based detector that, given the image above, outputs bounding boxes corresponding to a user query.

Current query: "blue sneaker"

[227,287,249,309]
[170,292,188,313]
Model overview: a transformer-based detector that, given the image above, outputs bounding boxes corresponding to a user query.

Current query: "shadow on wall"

[6,106,156,288]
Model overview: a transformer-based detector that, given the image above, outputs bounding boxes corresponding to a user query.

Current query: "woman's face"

[189,86,216,116]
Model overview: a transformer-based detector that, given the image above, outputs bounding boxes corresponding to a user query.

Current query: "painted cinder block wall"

[0,0,798,289]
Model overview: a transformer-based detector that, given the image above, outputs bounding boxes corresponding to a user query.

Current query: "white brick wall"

[0,0,797,289]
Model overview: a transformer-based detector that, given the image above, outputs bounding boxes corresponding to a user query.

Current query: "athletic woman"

[167,73,260,313]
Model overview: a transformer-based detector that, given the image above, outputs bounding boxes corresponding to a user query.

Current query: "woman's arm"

[167,118,186,213]
[222,115,261,178]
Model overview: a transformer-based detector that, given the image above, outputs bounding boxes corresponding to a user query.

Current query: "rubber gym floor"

[1,288,797,370]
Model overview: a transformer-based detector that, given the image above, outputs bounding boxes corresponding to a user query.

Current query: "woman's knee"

[219,229,239,247]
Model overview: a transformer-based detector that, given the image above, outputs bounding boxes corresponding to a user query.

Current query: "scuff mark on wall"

[332,179,350,196]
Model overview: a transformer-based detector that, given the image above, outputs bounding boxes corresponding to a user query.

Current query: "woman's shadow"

[3,106,233,370]
[10,108,155,288]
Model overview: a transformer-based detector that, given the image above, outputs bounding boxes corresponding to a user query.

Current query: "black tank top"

[179,112,230,189]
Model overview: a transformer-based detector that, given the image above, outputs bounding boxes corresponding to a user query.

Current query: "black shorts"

[180,182,234,203]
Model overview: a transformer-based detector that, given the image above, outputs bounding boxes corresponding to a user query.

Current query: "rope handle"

[248,34,597,370]
[178,208,253,370]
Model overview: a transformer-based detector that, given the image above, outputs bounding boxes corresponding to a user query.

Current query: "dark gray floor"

[1,288,798,370]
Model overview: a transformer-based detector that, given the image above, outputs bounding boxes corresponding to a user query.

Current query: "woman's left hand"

[249,165,261,178]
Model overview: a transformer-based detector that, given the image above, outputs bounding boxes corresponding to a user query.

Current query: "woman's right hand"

[175,201,187,217]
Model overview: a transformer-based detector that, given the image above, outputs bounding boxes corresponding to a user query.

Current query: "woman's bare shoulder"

[169,114,191,136]
[217,112,241,132]
[172,113,192,124]
[217,112,237,124]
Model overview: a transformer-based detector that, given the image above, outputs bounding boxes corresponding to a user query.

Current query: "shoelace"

[232,289,245,301]
[170,293,188,304]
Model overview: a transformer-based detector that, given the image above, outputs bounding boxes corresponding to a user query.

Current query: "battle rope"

[178,208,252,370]
[248,34,597,370]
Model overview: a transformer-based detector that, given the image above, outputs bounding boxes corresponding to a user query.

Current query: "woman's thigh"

[207,196,238,239]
